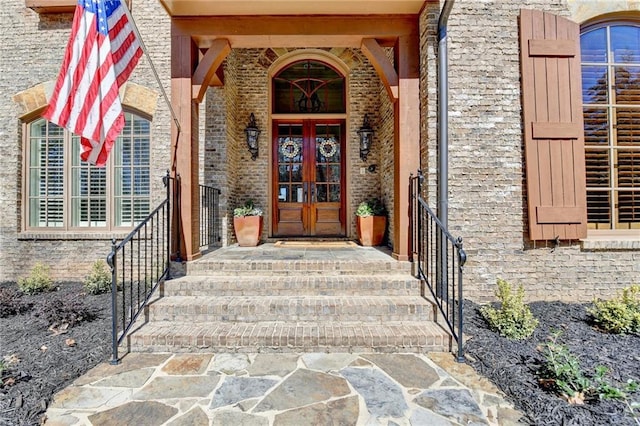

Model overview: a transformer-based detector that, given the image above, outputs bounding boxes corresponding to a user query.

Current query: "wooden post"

[171,30,201,260]
[393,33,420,261]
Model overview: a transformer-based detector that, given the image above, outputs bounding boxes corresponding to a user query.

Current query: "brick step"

[126,320,451,353]
[185,259,412,276]
[162,275,421,297]
[147,295,435,323]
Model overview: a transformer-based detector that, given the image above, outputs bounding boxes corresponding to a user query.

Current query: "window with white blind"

[581,23,640,230]
[25,112,151,231]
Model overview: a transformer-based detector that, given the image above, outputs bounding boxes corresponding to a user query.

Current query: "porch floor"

[196,241,396,262]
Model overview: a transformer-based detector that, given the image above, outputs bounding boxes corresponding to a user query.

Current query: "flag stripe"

[44,0,141,167]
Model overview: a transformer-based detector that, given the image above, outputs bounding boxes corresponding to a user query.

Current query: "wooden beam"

[192,39,231,102]
[361,38,399,101]
[173,15,418,49]
[25,0,131,13]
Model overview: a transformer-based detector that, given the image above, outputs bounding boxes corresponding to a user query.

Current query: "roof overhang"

[159,0,427,17]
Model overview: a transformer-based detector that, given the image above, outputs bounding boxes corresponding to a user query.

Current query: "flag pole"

[119,0,182,135]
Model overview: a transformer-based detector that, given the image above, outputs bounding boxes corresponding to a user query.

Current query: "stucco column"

[171,30,201,261]
[392,34,420,261]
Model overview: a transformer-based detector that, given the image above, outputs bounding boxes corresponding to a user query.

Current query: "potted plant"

[355,198,387,246]
[233,200,263,247]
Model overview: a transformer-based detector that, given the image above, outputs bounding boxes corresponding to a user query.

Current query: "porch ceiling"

[159,0,428,17]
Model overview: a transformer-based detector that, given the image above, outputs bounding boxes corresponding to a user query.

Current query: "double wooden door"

[272,120,346,237]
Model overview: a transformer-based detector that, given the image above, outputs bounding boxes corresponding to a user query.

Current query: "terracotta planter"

[233,216,263,247]
[356,215,386,246]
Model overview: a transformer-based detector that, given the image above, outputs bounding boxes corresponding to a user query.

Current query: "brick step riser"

[126,323,451,354]
[162,281,422,297]
[148,307,435,323]
[186,263,412,276]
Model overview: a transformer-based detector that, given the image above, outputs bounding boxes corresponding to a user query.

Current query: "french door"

[272,120,346,237]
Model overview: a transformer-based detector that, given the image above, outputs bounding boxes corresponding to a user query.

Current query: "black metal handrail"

[107,172,174,364]
[410,170,467,362]
[199,184,221,248]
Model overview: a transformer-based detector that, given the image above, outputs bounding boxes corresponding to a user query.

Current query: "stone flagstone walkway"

[44,352,524,425]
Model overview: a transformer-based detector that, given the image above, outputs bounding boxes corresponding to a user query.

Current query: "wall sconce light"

[244,113,261,161]
[357,114,374,161]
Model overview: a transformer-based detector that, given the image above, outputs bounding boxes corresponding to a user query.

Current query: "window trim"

[20,111,152,234]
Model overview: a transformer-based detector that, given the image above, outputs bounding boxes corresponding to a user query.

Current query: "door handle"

[311,183,316,203]
[302,182,308,203]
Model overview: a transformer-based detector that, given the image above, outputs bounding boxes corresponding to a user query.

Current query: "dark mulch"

[464,300,640,426]
[0,282,111,426]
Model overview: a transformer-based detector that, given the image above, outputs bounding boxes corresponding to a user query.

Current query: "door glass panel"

[329,184,340,202]
[278,185,288,201]
[292,184,304,202]
[329,165,340,182]
[277,124,304,204]
[316,185,327,202]
[315,124,341,204]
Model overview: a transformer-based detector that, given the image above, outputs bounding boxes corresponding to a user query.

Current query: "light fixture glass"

[357,114,374,161]
[244,113,260,161]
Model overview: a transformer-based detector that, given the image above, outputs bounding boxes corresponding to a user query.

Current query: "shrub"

[588,285,640,334]
[355,198,387,217]
[0,287,33,318]
[233,199,263,217]
[17,263,53,295]
[33,295,96,329]
[539,331,639,407]
[480,278,539,340]
[83,260,112,295]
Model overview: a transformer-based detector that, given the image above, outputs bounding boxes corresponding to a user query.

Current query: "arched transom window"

[273,60,345,114]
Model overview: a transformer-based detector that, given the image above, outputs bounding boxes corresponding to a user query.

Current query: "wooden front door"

[273,120,346,237]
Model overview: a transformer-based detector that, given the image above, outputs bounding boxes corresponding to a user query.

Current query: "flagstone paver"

[254,369,350,412]
[87,401,177,425]
[44,352,525,426]
[210,376,279,409]
[341,366,409,419]
[362,353,441,388]
[162,354,212,375]
[166,406,209,426]
[133,375,220,400]
[273,395,360,426]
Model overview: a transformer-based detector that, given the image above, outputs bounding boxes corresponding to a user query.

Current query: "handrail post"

[164,171,171,280]
[108,238,120,365]
[456,237,466,363]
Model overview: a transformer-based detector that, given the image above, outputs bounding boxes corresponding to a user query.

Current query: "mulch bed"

[0,282,111,426]
[464,300,640,425]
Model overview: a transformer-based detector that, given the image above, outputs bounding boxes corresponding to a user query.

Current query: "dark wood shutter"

[520,9,587,240]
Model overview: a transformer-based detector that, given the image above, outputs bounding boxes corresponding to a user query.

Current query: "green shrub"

[355,198,387,217]
[480,278,539,340]
[83,260,112,295]
[233,199,263,217]
[588,285,640,334]
[17,263,53,295]
[539,331,639,407]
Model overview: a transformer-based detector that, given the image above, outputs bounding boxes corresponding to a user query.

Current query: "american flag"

[44,0,142,166]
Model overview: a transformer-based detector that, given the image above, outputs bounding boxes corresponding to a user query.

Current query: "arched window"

[581,22,640,230]
[24,112,151,230]
[273,60,345,114]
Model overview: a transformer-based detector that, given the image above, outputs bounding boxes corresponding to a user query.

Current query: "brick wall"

[0,0,172,281]
[420,0,640,302]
